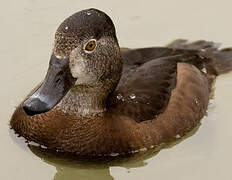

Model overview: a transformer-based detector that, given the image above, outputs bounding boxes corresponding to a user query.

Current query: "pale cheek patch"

[69,48,94,85]
[69,48,86,78]
[69,47,98,85]
[70,57,86,78]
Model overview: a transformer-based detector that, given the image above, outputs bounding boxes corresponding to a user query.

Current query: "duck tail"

[167,39,232,75]
[200,48,232,75]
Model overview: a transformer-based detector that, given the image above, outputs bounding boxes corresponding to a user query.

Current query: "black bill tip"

[23,98,51,116]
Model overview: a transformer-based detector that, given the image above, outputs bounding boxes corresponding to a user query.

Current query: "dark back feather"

[108,48,204,122]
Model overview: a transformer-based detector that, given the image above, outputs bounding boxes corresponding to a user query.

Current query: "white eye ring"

[84,39,97,53]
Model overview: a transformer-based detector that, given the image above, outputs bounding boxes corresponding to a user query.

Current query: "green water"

[1,0,232,179]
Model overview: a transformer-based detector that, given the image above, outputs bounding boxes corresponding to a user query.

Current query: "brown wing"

[108,48,205,122]
[108,40,224,123]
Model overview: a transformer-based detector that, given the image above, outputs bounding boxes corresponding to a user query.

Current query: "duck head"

[23,8,122,116]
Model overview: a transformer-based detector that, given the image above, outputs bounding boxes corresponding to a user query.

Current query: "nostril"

[55,78,61,84]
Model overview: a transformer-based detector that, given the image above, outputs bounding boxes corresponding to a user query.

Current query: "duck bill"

[23,54,76,116]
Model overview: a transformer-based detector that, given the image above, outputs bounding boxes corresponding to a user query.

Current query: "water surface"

[1,0,232,179]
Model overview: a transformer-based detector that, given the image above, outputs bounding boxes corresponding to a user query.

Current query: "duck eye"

[84,40,96,52]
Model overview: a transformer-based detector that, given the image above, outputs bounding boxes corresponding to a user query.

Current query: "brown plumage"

[10,8,232,157]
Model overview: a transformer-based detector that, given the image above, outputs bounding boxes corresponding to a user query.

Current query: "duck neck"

[57,84,111,117]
